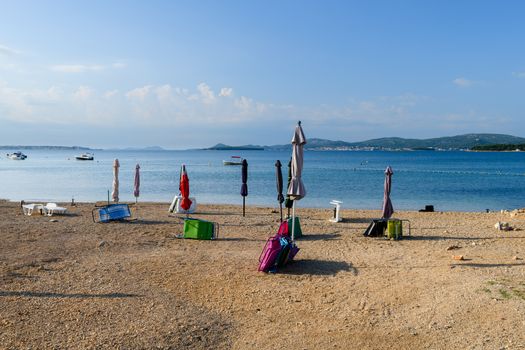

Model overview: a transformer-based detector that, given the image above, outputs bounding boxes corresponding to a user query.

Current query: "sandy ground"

[1,199,525,349]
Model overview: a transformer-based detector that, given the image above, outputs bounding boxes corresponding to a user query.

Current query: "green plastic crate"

[183,219,216,240]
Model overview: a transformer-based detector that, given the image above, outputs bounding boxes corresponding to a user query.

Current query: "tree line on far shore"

[471,144,525,151]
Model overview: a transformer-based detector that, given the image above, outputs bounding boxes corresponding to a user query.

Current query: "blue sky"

[0,0,524,148]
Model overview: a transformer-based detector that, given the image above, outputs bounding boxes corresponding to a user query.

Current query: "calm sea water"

[1,149,524,212]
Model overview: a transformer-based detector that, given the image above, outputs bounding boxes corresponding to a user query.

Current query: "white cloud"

[73,86,93,100]
[104,90,119,98]
[2,80,512,144]
[453,77,473,88]
[50,61,126,73]
[155,84,173,101]
[51,64,104,73]
[234,96,252,110]
[112,62,127,69]
[126,85,153,100]
[0,44,19,56]
[197,82,216,104]
[219,87,233,97]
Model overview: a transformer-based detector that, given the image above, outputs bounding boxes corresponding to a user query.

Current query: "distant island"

[471,143,525,151]
[206,143,264,151]
[206,133,525,151]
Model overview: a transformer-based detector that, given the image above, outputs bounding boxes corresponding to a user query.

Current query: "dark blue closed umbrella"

[275,160,284,221]
[241,159,248,216]
[284,158,294,216]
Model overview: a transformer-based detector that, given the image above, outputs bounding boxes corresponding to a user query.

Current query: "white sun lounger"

[22,203,44,216]
[43,203,67,216]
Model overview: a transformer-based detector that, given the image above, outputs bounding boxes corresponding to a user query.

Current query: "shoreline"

[3,198,522,215]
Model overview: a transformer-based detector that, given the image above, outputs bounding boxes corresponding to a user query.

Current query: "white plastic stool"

[329,200,343,222]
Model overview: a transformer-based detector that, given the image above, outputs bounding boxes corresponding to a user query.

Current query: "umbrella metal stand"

[291,202,296,241]
[243,197,245,217]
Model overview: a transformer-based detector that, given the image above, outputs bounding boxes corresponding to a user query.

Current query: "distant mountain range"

[207,134,525,151]
[0,145,92,150]
[206,143,264,151]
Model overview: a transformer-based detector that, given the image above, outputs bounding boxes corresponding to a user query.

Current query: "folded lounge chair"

[175,218,219,240]
[92,203,133,223]
[43,203,67,216]
[22,203,44,216]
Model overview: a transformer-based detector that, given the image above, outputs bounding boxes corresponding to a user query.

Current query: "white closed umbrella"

[112,159,120,203]
[287,121,306,241]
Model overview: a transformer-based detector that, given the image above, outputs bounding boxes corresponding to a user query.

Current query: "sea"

[1,149,524,212]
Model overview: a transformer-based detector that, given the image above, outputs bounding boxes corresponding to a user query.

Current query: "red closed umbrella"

[179,164,192,211]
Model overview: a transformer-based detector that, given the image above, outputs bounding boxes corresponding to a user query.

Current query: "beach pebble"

[98,240,107,248]
[49,219,58,222]
[512,256,521,260]
[446,245,461,251]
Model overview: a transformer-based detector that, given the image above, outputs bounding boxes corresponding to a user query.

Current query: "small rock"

[446,245,461,251]
[49,219,58,222]
[452,255,464,261]
[512,256,522,260]
[98,240,107,248]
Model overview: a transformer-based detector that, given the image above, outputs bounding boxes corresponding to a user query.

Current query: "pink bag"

[258,235,282,272]
[277,220,289,236]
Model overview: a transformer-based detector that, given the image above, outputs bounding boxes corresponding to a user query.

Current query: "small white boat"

[223,156,243,165]
[75,152,94,161]
[7,151,27,160]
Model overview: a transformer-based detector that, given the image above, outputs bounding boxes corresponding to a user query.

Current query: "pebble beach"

[1,200,525,349]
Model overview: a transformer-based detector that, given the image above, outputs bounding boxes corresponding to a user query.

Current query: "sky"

[0,0,524,149]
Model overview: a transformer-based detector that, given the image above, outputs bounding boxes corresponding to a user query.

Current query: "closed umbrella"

[284,158,293,217]
[287,121,307,241]
[275,160,284,222]
[241,159,248,217]
[134,164,140,204]
[179,164,192,211]
[381,166,394,219]
[112,159,120,203]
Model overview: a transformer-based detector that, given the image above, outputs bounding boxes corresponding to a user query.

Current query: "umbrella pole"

[291,201,296,242]
[243,197,245,217]
[107,190,110,205]
[279,204,283,222]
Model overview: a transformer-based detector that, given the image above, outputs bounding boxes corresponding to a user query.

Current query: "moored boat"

[223,156,243,165]
[75,152,94,161]
[7,151,27,160]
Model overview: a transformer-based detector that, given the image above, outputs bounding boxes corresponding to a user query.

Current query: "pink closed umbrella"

[134,164,140,203]
[112,159,120,203]
[381,166,394,219]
